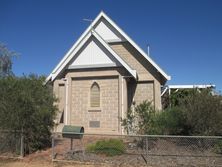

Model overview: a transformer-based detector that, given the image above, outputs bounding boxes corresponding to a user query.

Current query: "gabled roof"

[97,12,171,81]
[46,29,137,82]
[46,11,170,83]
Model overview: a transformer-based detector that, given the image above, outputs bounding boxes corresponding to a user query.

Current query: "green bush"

[122,101,156,135]
[124,88,222,136]
[121,108,135,134]
[135,101,156,134]
[86,139,125,156]
[180,89,222,136]
[0,75,57,153]
[153,107,188,135]
[0,44,58,153]
[122,101,187,135]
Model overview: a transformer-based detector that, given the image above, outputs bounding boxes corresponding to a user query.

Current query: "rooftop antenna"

[147,44,150,57]
[83,18,93,32]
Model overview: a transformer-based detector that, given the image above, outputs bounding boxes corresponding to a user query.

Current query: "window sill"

[88,107,101,112]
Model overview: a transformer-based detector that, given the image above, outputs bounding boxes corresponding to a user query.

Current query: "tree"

[0,75,58,153]
[170,89,195,107]
[180,89,222,136]
[0,43,17,77]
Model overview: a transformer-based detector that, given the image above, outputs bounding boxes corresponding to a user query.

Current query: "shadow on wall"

[127,78,137,109]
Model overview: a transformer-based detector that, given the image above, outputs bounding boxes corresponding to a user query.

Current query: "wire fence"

[0,130,24,158]
[52,133,222,166]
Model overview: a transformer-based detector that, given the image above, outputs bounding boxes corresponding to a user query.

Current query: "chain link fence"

[52,133,222,166]
[0,130,24,158]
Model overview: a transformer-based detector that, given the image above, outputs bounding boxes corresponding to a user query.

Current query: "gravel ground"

[1,136,222,167]
[52,137,222,167]
[1,154,222,167]
[57,151,222,167]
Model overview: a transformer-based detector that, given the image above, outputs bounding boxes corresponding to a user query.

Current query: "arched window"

[90,82,100,107]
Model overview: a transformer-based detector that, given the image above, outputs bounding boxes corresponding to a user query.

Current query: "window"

[90,82,100,107]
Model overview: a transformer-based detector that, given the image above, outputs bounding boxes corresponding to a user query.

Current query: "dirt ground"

[1,153,222,167]
[0,161,113,167]
[0,158,114,167]
[0,148,115,167]
[1,136,222,167]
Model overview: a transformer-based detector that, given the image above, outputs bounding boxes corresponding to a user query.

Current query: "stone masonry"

[110,42,162,110]
[71,76,119,134]
[134,82,154,106]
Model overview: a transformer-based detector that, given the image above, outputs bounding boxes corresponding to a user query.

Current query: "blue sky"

[1,0,222,92]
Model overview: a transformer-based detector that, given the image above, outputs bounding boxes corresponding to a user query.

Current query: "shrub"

[135,101,156,134]
[123,89,222,136]
[121,108,135,135]
[86,139,125,156]
[154,107,188,135]
[0,75,57,153]
[180,89,222,136]
[122,101,156,135]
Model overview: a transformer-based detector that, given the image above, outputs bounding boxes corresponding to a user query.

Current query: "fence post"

[52,134,55,161]
[146,136,148,157]
[71,138,73,150]
[20,131,24,158]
